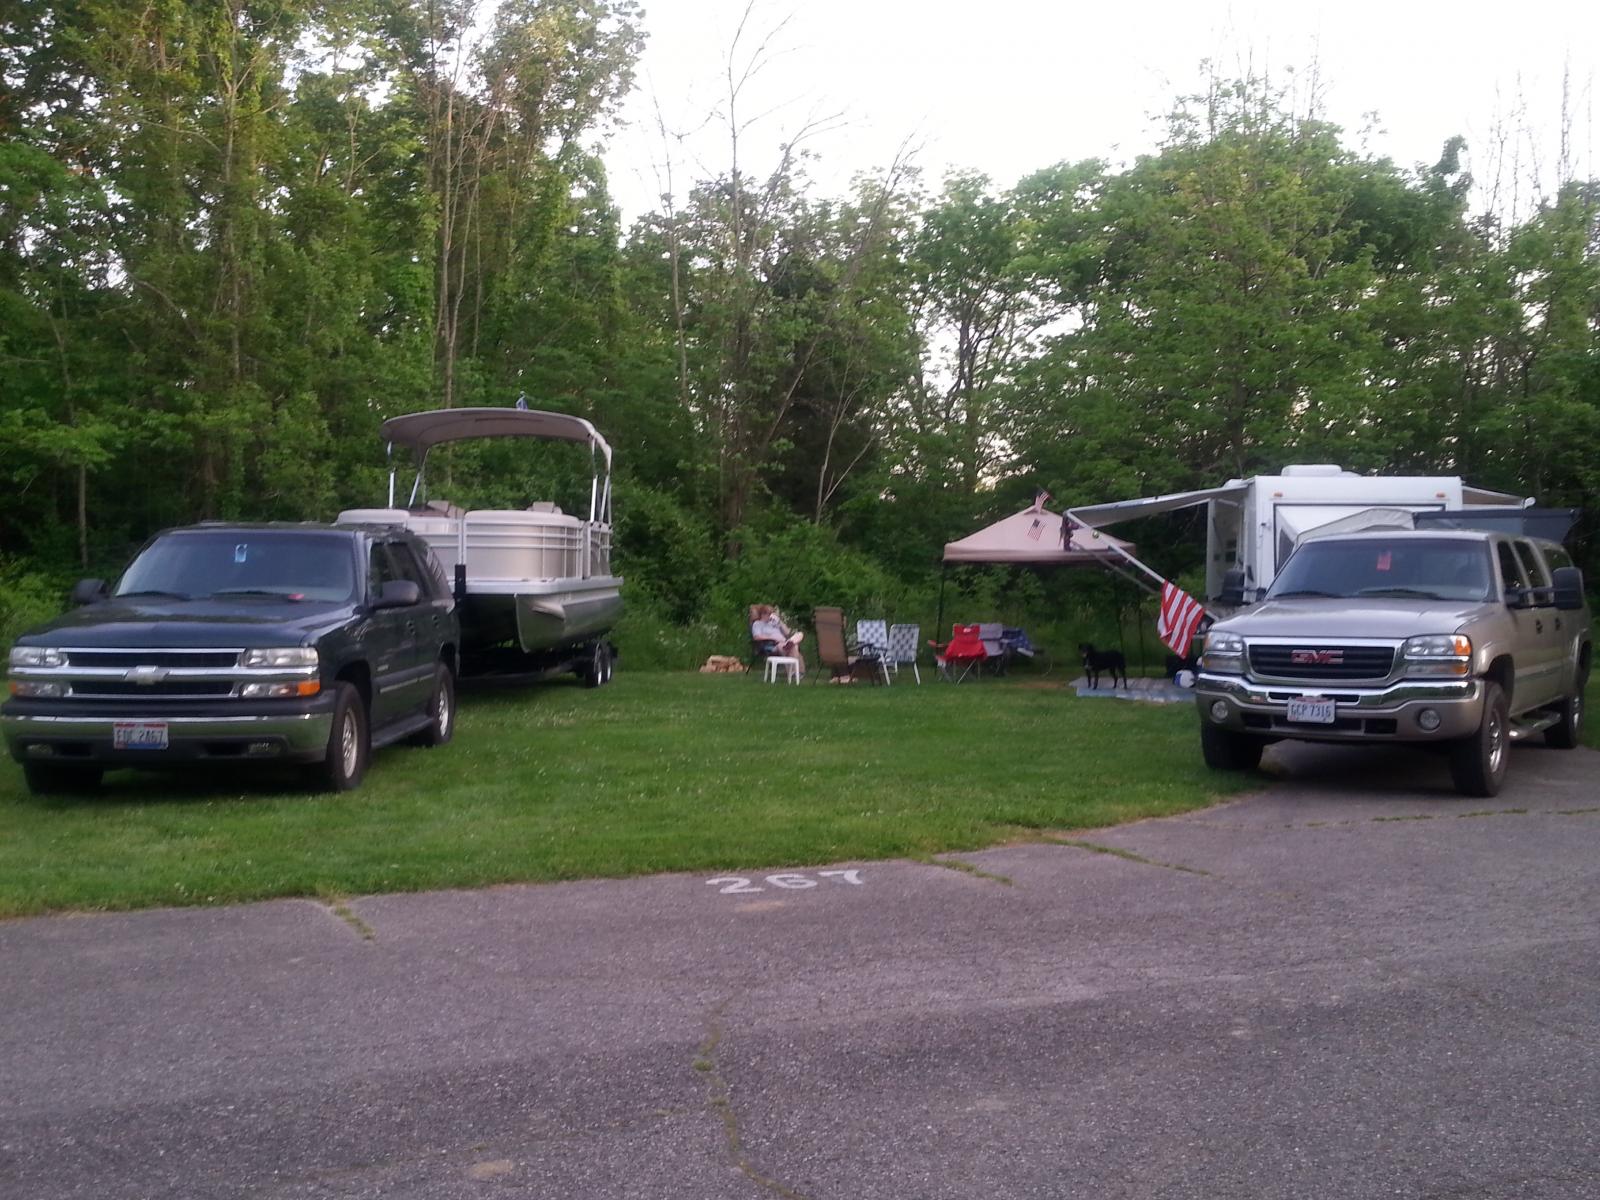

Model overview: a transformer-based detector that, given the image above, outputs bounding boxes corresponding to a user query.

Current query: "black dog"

[1079,642,1127,689]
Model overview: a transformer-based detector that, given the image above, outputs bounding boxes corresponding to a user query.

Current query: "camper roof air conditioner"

[1278,464,1352,478]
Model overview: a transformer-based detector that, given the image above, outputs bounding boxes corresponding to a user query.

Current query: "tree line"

[3,1,1597,655]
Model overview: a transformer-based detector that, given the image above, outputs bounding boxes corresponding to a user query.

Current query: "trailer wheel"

[582,641,612,688]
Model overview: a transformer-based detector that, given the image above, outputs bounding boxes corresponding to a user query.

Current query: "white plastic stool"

[763,656,801,684]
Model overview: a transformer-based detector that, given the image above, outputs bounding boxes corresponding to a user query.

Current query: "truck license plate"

[113,721,169,750]
[1286,696,1336,725]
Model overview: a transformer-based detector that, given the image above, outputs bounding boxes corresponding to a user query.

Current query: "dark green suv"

[3,523,459,794]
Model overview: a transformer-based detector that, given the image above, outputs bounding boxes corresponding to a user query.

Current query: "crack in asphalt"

[914,855,1014,886]
[1044,836,1215,877]
[695,1001,811,1200]
[319,899,375,942]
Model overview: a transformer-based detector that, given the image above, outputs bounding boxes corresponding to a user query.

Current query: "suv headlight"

[9,647,65,669]
[1199,631,1245,673]
[242,647,319,669]
[1401,634,1471,677]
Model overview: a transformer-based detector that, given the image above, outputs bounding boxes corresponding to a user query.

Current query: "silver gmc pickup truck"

[1195,529,1592,796]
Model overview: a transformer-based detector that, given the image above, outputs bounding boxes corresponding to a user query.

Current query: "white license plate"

[113,721,169,750]
[1285,696,1336,725]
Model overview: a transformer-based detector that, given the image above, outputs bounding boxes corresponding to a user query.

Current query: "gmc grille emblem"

[1290,649,1343,665]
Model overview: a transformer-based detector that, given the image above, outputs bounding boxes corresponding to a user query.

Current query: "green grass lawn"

[0,672,1251,917]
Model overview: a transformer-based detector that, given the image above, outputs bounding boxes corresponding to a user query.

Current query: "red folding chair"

[929,624,987,683]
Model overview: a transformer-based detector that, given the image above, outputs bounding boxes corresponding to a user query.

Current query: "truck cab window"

[1495,542,1527,596]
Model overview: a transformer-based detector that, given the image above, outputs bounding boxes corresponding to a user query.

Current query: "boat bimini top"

[382,406,614,524]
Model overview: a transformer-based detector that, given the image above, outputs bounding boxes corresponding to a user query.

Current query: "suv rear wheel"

[1200,722,1265,771]
[413,662,455,747]
[1449,681,1509,797]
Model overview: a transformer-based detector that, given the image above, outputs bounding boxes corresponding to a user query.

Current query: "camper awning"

[1068,482,1249,528]
[1463,485,1530,507]
[943,507,1133,565]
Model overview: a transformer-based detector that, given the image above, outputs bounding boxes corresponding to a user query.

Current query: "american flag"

[1157,580,1206,655]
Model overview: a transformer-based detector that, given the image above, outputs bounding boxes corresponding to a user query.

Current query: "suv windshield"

[1268,538,1494,603]
[116,532,357,603]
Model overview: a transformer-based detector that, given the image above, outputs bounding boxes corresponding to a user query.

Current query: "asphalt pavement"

[2,739,1597,1199]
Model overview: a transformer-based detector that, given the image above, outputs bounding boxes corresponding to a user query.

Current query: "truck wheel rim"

[437,686,452,737]
[340,712,359,776]
[1574,693,1584,731]
[1487,708,1505,774]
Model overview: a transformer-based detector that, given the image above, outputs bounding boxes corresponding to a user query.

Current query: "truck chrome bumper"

[2,707,335,764]
[1194,674,1484,741]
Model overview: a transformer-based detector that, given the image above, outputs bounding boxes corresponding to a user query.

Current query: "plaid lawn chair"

[887,623,921,684]
[855,618,892,685]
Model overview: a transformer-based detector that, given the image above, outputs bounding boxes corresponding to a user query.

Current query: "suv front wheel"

[308,682,369,792]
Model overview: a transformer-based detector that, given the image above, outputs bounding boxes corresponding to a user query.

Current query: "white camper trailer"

[1070,465,1529,603]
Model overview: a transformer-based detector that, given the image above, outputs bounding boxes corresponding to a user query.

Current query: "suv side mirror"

[373,579,421,610]
[70,578,107,607]
[1219,568,1246,607]
[1551,566,1586,611]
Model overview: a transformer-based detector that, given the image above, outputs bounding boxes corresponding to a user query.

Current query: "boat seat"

[423,500,465,518]
[525,501,563,515]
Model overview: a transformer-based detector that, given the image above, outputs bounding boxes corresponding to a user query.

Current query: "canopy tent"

[935,506,1136,635]
[943,506,1134,565]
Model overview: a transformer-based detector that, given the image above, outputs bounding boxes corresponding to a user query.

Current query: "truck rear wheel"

[1449,681,1509,797]
[307,682,368,792]
[1544,668,1586,750]
[1200,721,1265,771]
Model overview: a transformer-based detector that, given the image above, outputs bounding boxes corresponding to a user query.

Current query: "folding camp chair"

[978,622,1006,676]
[813,607,883,684]
[855,618,892,685]
[929,624,986,683]
[887,623,921,684]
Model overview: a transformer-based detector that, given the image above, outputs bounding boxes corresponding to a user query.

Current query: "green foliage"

[4,21,1600,649]
[0,561,70,653]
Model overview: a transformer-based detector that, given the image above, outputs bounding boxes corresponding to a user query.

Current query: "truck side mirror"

[1219,568,1246,606]
[1551,566,1586,611]
[1504,585,1531,609]
[373,580,421,610]
[69,578,107,607]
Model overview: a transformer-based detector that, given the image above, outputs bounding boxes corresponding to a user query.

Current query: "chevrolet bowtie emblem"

[124,666,170,684]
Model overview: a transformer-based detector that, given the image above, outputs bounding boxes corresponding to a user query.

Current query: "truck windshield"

[1268,539,1494,603]
[116,532,356,603]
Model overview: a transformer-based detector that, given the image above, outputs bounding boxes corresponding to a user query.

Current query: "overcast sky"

[603,0,1600,225]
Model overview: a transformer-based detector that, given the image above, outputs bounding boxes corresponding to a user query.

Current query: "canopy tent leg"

[935,563,948,637]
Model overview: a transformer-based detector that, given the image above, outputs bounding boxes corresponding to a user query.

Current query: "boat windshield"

[116,532,357,603]
[1267,538,1494,603]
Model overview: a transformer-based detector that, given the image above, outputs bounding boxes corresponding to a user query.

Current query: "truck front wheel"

[1200,721,1265,771]
[1449,681,1509,797]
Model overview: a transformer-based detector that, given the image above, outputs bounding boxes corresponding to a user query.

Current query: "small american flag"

[1026,519,1044,542]
[1157,580,1206,655]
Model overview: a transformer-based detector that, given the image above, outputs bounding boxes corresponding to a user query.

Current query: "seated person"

[750,604,805,666]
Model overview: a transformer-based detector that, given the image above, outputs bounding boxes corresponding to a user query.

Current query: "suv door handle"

[1534,618,1544,634]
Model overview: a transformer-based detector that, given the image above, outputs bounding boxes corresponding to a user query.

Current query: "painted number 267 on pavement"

[705,869,864,894]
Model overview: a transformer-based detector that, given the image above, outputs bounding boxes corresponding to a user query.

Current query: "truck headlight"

[9,647,65,669]
[1199,631,1245,674]
[240,680,321,698]
[242,647,318,669]
[1401,634,1471,677]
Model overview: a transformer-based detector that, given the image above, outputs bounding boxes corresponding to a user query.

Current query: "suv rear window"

[1268,538,1494,602]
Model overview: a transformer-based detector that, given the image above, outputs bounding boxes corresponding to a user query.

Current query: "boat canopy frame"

[381,407,614,528]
